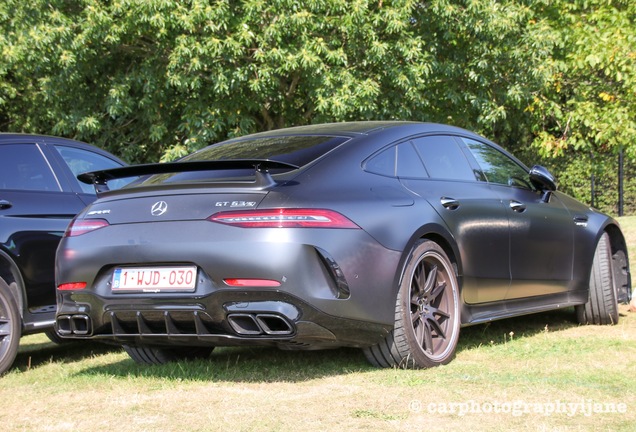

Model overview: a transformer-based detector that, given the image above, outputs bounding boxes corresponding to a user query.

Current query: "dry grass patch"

[2,304,635,432]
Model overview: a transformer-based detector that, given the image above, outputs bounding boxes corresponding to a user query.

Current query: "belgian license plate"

[112,266,197,293]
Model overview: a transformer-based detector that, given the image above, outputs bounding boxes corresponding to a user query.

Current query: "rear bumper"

[55,220,402,348]
[55,289,392,349]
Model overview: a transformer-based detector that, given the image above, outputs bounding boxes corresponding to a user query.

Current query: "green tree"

[0,0,548,163]
[526,0,636,214]
[530,0,636,160]
[0,0,634,215]
[0,0,428,161]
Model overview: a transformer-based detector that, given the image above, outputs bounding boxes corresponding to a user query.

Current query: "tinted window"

[365,142,428,178]
[0,144,61,191]
[396,142,427,178]
[412,136,476,181]
[184,136,348,166]
[55,145,125,193]
[365,146,396,177]
[463,138,532,189]
[142,135,349,185]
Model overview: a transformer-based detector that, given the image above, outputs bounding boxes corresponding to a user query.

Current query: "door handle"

[440,197,460,210]
[509,200,526,213]
[0,199,12,210]
[573,215,589,227]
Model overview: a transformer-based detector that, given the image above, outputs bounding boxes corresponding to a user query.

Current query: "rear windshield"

[135,135,349,185]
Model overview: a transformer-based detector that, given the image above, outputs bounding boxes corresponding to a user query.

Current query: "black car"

[54,122,631,368]
[0,134,126,374]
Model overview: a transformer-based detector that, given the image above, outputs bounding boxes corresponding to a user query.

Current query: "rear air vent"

[315,247,351,299]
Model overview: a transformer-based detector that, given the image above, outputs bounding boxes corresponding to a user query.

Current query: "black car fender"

[0,248,26,320]
[392,221,463,296]
[601,220,632,299]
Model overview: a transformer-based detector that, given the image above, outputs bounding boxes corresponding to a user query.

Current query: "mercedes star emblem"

[151,201,168,216]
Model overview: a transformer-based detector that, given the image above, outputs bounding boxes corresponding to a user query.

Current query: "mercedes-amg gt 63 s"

[54,122,631,368]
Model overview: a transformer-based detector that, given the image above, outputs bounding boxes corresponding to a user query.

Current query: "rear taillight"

[64,218,109,237]
[208,209,359,228]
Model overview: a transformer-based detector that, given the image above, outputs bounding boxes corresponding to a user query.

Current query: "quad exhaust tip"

[227,313,294,336]
[56,314,91,336]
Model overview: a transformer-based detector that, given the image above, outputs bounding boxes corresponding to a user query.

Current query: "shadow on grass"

[60,308,590,382]
[457,306,580,351]
[13,338,120,372]
[76,345,374,382]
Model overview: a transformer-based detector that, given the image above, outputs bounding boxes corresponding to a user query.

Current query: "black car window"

[462,138,533,189]
[185,135,348,166]
[412,136,477,181]
[0,144,61,191]
[365,142,427,178]
[54,145,124,193]
[365,146,396,177]
[397,142,427,178]
[142,135,349,184]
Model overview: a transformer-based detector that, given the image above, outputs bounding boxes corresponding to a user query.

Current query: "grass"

[2,217,635,431]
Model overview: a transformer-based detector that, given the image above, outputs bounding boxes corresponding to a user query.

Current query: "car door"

[395,135,512,305]
[0,141,88,312]
[461,138,575,299]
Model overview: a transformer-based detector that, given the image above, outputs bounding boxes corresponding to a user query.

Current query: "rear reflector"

[224,279,281,287]
[57,282,87,291]
[209,209,359,228]
[64,218,109,237]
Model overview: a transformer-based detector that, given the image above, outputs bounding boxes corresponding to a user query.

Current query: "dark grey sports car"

[55,122,631,368]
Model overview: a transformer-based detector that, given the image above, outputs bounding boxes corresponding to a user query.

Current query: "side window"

[54,145,124,193]
[365,142,428,178]
[396,141,427,178]
[365,146,396,177]
[0,144,61,191]
[411,136,477,181]
[462,138,533,189]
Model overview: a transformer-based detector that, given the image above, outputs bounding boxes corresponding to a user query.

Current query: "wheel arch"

[604,222,632,301]
[394,223,463,293]
[0,248,27,319]
[605,222,629,258]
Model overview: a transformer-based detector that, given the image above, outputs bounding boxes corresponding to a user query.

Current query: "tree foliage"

[0,0,634,213]
[529,0,636,158]
[0,0,547,161]
[525,0,636,214]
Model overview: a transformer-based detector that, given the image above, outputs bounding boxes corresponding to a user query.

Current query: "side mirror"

[529,165,557,202]
[529,165,557,191]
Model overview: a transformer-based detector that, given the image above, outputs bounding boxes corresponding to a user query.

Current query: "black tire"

[123,345,214,365]
[576,232,618,325]
[0,277,21,375]
[363,240,460,369]
[45,328,74,345]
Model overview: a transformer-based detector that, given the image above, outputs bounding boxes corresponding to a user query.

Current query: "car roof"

[0,133,91,145]
[221,121,476,140]
[0,133,126,164]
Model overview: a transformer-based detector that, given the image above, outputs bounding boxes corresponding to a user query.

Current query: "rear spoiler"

[78,159,299,193]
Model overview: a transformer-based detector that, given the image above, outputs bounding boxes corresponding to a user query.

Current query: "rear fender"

[394,223,461,294]
[0,248,26,318]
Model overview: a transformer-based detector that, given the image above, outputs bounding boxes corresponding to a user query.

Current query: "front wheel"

[0,277,21,375]
[364,240,461,369]
[576,232,618,325]
[123,345,214,365]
